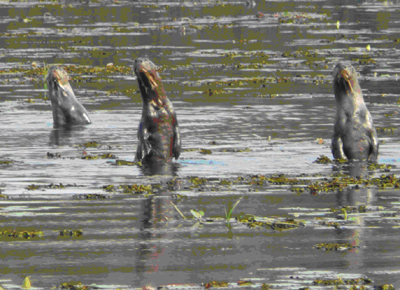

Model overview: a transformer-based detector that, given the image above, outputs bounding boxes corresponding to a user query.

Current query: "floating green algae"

[313,277,372,286]
[115,160,141,166]
[57,280,88,290]
[237,213,304,231]
[120,184,153,194]
[0,229,43,239]
[313,155,333,164]
[26,183,65,190]
[59,230,83,237]
[73,194,110,200]
[315,242,358,251]
[204,280,228,289]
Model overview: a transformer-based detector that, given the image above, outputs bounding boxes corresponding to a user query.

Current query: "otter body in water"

[46,66,91,127]
[134,58,181,163]
[331,63,379,162]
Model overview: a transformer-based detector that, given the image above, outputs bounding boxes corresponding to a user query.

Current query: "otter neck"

[335,85,366,117]
[143,85,167,107]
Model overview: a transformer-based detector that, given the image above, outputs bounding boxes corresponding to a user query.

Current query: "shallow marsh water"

[1,0,400,289]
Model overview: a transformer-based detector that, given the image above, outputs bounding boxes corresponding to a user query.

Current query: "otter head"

[46,66,91,127]
[134,58,166,105]
[332,63,362,98]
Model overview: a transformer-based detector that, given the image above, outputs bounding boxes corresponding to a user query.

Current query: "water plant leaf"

[171,202,187,220]
[22,276,31,289]
[190,209,204,220]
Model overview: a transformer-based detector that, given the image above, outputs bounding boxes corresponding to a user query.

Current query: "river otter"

[331,63,379,162]
[46,66,91,127]
[134,58,181,163]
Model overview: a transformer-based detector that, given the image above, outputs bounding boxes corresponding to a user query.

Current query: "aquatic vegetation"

[275,11,328,24]
[237,213,304,231]
[102,185,115,193]
[225,196,243,220]
[0,229,43,239]
[0,160,13,165]
[204,281,229,289]
[171,202,187,220]
[352,57,377,65]
[22,276,32,289]
[167,178,183,191]
[120,184,153,194]
[317,221,341,228]
[376,284,395,290]
[26,183,65,190]
[82,153,116,160]
[368,163,392,172]
[313,277,372,286]
[26,184,40,190]
[313,155,332,164]
[59,230,83,237]
[58,280,88,290]
[189,177,208,187]
[183,148,199,152]
[265,174,301,185]
[200,149,212,154]
[237,281,253,286]
[190,209,205,221]
[330,205,384,214]
[73,194,110,200]
[77,141,100,148]
[115,160,141,166]
[315,242,358,251]
[376,127,396,134]
[222,148,251,152]
[291,187,305,193]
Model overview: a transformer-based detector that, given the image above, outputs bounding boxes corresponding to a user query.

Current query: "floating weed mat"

[236,213,305,231]
[314,242,358,252]
[0,229,43,239]
[81,153,116,160]
[313,277,372,286]
[203,280,270,289]
[98,173,400,197]
[113,160,141,166]
[26,183,66,190]
[0,64,133,82]
[120,184,156,195]
[59,230,83,237]
[74,141,112,149]
[0,160,13,165]
[72,194,111,200]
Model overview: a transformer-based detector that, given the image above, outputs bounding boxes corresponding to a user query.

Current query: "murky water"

[1,0,400,289]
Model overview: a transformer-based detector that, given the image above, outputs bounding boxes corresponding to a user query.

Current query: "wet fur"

[134,58,181,163]
[331,63,379,162]
[46,66,91,127]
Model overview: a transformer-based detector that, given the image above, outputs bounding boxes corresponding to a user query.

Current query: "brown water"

[1,0,400,289]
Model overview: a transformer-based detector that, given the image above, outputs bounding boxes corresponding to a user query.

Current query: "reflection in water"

[334,187,376,273]
[135,190,180,287]
[49,125,89,146]
[140,161,181,176]
[333,161,371,178]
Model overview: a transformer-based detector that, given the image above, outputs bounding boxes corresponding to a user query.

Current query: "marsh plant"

[225,196,243,220]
